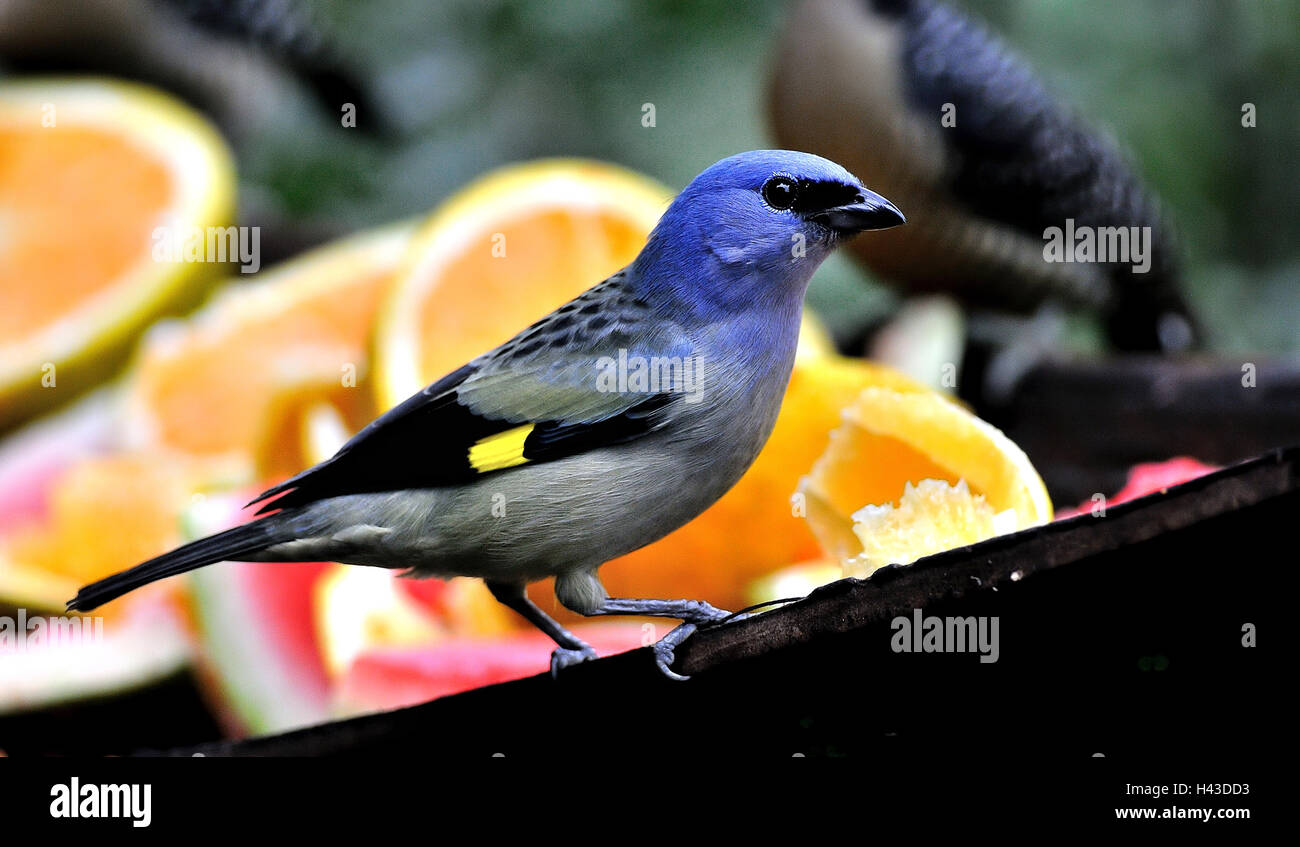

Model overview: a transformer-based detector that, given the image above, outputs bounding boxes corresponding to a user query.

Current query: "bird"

[67,150,905,680]
[769,0,1197,352]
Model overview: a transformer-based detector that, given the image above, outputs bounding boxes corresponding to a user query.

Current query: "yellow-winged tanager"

[68,150,904,679]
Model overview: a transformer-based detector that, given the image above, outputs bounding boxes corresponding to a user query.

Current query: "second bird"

[771,0,1198,351]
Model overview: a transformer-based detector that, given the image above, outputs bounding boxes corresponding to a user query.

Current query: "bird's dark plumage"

[771,0,1198,350]
[161,0,385,131]
[67,519,274,612]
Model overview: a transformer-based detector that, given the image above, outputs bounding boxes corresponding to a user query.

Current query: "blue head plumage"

[632,150,903,321]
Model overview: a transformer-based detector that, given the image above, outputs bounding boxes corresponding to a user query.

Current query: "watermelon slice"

[191,559,334,736]
[1055,457,1218,518]
[0,590,191,714]
[337,623,650,713]
[0,395,194,715]
[0,391,119,608]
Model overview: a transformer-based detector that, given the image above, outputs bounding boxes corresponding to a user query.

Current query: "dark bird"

[770,0,1198,351]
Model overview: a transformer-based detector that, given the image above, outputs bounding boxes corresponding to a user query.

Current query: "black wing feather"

[522,393,676,463]
[248,364,680,515]
[250,363,495,513]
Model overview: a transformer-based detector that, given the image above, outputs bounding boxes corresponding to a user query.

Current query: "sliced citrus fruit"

[845,478,1017,577]
[594,355,931,611]
[0,78,235,428]
[800,386,1052,572]
[123,222,414,472]
[0,450,240,611]
[0,405,200,716]
[373,159,672,408]
[0,392,118,609]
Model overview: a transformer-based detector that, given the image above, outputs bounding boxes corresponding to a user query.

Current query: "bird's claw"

[652,623,698,681]
[651,606,758,680]
[549,644,599,678]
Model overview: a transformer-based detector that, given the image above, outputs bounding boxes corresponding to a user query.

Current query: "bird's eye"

[761,176,799,211]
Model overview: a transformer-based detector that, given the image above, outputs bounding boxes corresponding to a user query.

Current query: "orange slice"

[0,79,235,428]
[600,355,931,609]
[374,159,672,407]
[122,222,414,477]
[800,387,1053,575]
[0,224,411,619]
[0,449,241,614]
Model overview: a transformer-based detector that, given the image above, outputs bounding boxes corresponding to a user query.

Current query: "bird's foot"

[651,603,764,680]
[652,623,697,681]
[652,603,750,681]
[549,644,599,678]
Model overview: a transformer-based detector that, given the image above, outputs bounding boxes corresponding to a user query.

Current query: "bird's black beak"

[812,188,905,234]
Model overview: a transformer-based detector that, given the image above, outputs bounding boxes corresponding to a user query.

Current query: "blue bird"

[67,150,904,679]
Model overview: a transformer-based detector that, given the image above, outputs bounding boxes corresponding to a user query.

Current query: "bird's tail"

[66,519,278,612]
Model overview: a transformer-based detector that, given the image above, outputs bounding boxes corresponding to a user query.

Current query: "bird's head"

[634,150,904,317]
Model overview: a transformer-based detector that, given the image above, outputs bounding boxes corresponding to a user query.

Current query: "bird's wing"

[248,271,695,514]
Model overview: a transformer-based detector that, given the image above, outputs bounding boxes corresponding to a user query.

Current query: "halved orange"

[0,450,240,612]
[122,222,414,477]
[0,223,413,619]
[598,356,931,610]
[0,78,235,428]
[374,159,672,406]
[799,387,1053,575]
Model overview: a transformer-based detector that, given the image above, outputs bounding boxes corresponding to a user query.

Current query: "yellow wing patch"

[468,424,535,473]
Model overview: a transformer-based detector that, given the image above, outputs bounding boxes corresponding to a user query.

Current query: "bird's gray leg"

[587,597,731,625]
[584,597,735,682]
[553,572,740,681]
[484,580,598,677]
